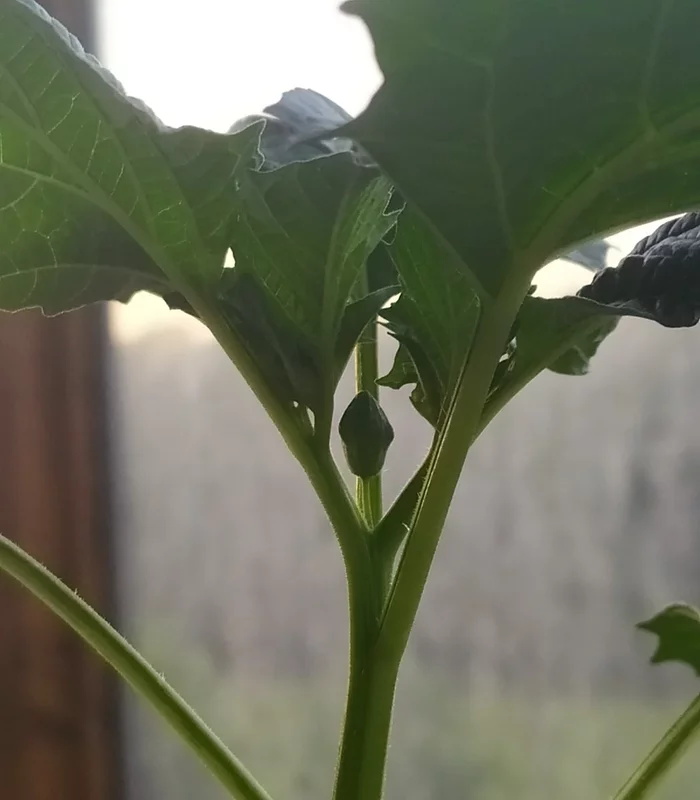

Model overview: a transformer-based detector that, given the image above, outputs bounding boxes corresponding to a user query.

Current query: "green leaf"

[218,271,324,413]
[638,604,700,677]
[523,296,619,377]
[480,294,619,430]
[0,0,261,313]
[378,208,480,425]
[229,154,395,349]
[340,0,700,295]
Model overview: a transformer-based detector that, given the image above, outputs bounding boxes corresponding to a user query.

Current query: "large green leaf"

[0,0,261,313]
[341,0,700,295]
[378,208,480,425]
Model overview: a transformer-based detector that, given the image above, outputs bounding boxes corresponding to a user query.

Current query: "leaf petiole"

[0,534,273,800]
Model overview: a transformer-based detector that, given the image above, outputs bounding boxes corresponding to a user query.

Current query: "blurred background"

[2,2,700,799]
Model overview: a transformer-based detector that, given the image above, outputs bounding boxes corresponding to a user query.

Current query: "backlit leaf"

[341,0,700,295]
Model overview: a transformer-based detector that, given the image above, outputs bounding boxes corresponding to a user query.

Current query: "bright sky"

[97,1,661,342]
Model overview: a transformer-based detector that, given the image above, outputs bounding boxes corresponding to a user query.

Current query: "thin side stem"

[311,451,395,800]
[0,534,272,800]
[355,279,383,528]
[377,275,530,664]
[374,455,431,572]
[613,691,700,800]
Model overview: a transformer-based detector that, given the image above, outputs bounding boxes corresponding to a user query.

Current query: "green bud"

[339,391,395,478]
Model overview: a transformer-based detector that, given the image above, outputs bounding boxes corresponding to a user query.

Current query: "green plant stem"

[332,625,400,800]
[613,691,700,800]
[336,275,529,800]
[310,450,395,800]
[374,456,430,573]
[378,275,530,664]
[0,534,272,800]
[186,296,387,800]
[355,289,383,529]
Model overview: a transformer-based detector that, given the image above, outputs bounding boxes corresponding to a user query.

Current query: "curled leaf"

[578,213,700,328]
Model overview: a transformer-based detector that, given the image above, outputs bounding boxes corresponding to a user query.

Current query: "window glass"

[99,4,700,798]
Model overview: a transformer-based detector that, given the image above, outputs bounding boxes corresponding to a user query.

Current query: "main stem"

[334,276,530,800]
[378,275,529,670]
[332,569,399,800]
[332,300,394,800]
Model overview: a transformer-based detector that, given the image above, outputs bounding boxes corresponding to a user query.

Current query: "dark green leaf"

[0,0,260,313]
[340,0,700,294]
[378,208,480,425]
[219,271,324,413]
[366,240,399,293]
[638,604,700,677]
[229,154,395,351]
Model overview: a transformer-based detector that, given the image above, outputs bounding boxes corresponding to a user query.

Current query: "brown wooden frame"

[0,3,122,799]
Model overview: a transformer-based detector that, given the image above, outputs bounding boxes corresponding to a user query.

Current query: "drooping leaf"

[339,0,700,295]
[229,87,370,169]
[378,208,480,425]
[0,0,261,314]
[228,153,395,354]
[638,605,700,677]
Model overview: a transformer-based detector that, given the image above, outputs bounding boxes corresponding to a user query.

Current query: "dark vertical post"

[0,3,122,799]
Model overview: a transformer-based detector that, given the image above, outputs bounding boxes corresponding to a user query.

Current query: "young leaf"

[339,0,700,294]
[0,0,261,314]
[638,605,700,677]
[228,153,395,359]
[378,208,481,425]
